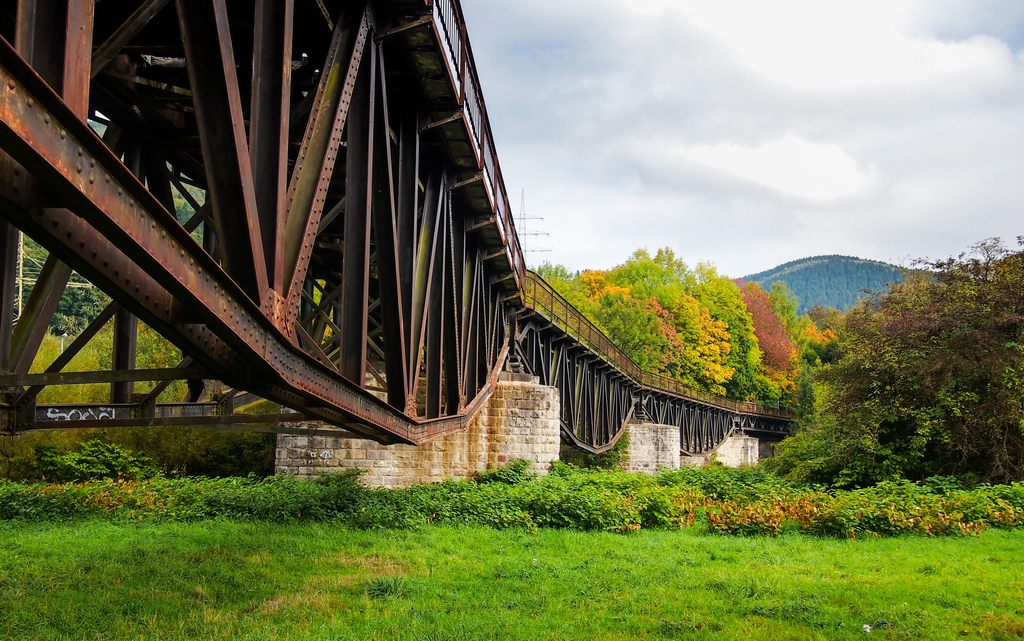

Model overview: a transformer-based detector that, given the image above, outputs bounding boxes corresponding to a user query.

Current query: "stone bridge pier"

[276,376,561,487]
[619,421,783,472]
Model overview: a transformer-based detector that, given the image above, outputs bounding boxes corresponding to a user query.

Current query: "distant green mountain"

[743,255,905,313]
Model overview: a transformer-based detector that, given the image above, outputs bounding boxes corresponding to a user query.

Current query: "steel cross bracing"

[516,272,792,454]
[0,0,791,453]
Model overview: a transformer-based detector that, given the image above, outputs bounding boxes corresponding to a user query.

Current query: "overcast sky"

[458,0,1024,277]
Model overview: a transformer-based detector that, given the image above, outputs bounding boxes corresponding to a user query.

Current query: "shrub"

[35,439,158,482]
[476,459,535,485]
[1,464,1023,538]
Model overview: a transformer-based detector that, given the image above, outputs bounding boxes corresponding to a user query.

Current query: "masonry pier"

[276,378,561,488]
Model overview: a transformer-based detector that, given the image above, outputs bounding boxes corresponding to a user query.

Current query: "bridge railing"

[428,0,526,284]
[521,271,792,419]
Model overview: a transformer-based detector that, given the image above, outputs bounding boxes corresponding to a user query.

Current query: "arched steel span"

[0,0,791,453]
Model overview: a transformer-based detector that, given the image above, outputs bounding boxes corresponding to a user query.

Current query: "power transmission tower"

[516,190,550,266]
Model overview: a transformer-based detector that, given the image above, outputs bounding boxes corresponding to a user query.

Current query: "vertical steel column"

[7,0,94,375]
[442,194,462,412]
[395,90,419,382]
[369,45,410,411]
[0,224,17,374]
[338,33,373,386]
[424,194,445,418]
[110,308,137,403]
[111,136,143,403]
[250,0,293,293]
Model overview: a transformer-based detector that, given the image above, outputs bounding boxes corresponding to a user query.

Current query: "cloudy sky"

[458,0,1024,277]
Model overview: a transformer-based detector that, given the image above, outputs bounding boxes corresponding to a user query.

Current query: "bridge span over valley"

[0,0,791,467]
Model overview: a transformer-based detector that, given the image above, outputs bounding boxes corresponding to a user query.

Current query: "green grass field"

[1,521,1022,640]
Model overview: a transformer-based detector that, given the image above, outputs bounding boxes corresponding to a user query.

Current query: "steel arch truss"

[638,394,789,455]
[514,319,635,453]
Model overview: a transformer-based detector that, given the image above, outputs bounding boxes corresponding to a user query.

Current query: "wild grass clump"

[1,462,1022,537]
[364,575,409,599]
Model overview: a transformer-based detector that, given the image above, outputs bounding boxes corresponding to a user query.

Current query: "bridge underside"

[0,0,791,456]
[0,0,527,444]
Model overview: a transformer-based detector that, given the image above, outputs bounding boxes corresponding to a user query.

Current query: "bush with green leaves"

[34,439,158,483]
[2,461,1023,537]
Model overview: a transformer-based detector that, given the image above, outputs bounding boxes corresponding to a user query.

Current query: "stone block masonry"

[619,422,680,473]
[621,425,764,471]
[679,432,762,468]
[276,379,560,488]
[714,433,760,467]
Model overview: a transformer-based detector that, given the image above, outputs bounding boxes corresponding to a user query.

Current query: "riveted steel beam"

[0,36,507,444]
[176,0,268,302]
[282,2,370,309]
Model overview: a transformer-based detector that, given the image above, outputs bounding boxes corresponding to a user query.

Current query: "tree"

[671,294,734,394]
[594,288,685,376]
[771,239,1024,485]
[693,263,763,401]
[740,281,795,372]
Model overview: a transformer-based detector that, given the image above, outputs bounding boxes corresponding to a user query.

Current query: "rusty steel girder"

[0,0,520,440]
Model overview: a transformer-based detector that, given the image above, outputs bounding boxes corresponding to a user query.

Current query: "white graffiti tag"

[46,407,118,421]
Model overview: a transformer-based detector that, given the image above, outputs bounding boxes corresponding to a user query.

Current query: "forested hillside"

[744,255,904,312]
[537,249,835,409]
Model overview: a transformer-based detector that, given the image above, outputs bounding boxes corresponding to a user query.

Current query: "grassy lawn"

[0,521,1022,640]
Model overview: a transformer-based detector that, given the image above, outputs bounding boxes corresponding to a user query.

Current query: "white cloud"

[680,136,877,201]
[667,0,1014,91]
[459,0,1024,276]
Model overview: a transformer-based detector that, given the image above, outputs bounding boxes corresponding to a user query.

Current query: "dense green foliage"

[3,463,1023,538]
[538,250,800,404]
[1,314,275,480]
[20,237,110,335]
[745,255,905,313]
[34,440,158,483]
[771,239,1024,486]
[1,429,276,481]
[4,521,1023,641]
[537,249,839,409]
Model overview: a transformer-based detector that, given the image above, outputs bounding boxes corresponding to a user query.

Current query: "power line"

[516,190,551,260]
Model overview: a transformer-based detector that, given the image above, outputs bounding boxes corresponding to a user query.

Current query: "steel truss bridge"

[0,0,790,455]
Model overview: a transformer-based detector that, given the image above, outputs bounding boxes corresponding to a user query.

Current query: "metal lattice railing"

[521,271,793,419]
[429,0,525,285]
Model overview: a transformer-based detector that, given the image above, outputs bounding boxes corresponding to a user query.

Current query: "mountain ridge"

[742,254,905,312]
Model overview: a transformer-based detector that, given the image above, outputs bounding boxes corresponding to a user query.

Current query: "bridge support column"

[713,433,761,467]
[679,432,766,468]
[619,422,680,474]
[275,378,560,487]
